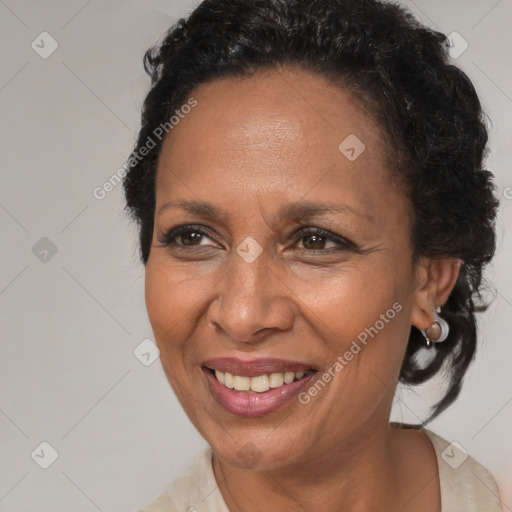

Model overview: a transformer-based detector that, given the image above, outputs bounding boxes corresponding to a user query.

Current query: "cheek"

[291,260,410,375]
[144,260,210,357]
[290,268,411,434]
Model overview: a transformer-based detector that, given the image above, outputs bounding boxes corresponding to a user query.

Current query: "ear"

[410,257,462,331]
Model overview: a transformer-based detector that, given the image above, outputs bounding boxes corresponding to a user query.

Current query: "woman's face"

[145,67,423,470]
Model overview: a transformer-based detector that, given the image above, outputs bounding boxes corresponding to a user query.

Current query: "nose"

[207,247,295,344]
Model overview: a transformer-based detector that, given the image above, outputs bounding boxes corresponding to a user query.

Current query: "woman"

[124,0,503,510]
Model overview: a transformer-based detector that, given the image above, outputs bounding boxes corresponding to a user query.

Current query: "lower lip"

[203,368,317,417]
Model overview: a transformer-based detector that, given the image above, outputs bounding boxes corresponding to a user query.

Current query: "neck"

[212,423,411,512]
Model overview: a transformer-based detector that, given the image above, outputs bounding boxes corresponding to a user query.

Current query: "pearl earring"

[421,307,450,347]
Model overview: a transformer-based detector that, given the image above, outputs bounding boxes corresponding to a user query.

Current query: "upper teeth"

[214,370,306,393]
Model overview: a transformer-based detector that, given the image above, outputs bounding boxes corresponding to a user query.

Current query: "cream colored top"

[140,429,503,512]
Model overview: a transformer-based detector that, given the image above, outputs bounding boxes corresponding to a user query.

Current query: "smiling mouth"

[203,367,317,394]
[201,358,319,416]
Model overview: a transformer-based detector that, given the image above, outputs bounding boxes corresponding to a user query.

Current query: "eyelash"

[157,225,218,248]
[289,227,355,252]
[157,224,357,253]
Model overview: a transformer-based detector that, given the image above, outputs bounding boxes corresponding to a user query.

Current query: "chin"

[203,421,310,471]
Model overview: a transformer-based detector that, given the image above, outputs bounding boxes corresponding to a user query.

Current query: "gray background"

[0,0,510,510]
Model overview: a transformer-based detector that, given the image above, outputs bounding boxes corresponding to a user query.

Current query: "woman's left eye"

[290,228,354,252]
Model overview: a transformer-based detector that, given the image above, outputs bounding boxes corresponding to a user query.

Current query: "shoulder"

[137,468,192,512]
[139,447,229,512]
[423,429,503,512]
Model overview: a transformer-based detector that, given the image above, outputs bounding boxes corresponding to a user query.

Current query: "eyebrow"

[278,201,369,221]
[157,199,370,222]
[157,200,220,217]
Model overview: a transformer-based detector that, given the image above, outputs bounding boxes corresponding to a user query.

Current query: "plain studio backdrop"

[0,1,510,511]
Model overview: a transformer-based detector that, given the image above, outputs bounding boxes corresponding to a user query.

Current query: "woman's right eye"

[157,225,219,248]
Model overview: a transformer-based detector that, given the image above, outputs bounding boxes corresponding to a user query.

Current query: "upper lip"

[202,357,317,377]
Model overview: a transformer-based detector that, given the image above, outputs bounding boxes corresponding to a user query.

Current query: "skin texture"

[145,67,461,511]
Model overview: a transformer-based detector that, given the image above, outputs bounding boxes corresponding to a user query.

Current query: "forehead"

[155,67,401,225]
[161,67,387,161]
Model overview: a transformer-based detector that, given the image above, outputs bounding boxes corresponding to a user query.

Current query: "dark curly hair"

[123,0,498,421]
